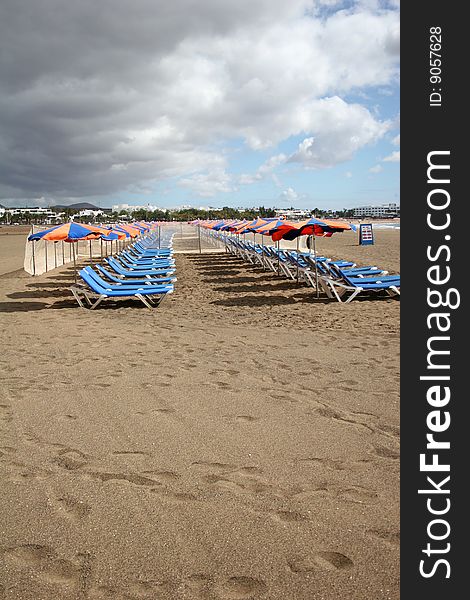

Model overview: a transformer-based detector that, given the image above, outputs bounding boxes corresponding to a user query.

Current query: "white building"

[112,203,167,213]
[274,208,312,220]
[2,207,63,224]
[72,209,104,220]
[352,203,399,218]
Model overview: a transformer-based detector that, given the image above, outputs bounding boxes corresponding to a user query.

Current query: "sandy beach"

[0,225,399,599]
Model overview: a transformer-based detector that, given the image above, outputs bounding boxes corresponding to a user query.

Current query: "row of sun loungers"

[216,234,400,303]
[70,231,176,309]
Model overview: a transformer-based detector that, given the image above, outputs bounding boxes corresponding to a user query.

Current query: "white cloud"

[345,171,353,178]
[239,153,287,185]
[287,97,390,169]
[383,150,400,162]
[367,134,399,173]
[271,173,282,188]
[0,1,399,201]
[279,187,299,203]
[178,169,235,197]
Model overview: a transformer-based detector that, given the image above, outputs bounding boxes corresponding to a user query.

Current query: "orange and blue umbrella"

[252,218,287,236]
[28,223,121,283]
[271,217,356,241]
[28,222,104,242]
[117,224,142,238]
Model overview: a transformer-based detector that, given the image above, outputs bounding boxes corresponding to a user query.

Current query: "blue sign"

[359,223,374,245]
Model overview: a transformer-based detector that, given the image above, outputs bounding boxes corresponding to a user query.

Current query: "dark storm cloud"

[0,1,399,203]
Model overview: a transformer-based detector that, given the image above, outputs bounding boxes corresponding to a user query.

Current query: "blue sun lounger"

[319,272,400,303]
[129,244,172,257]
[116,255,175,270]
[121,250,175,264]
[94,264,176,286]
[106,257,175,277]
[71,268,174,309]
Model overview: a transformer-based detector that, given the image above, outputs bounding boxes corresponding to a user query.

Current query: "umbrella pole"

[54,242,57,268]
[62,241,65,265]
[89,239,92,261]
[254,232,257,267]
[100,238,103,261]
[314,235,319,298]
[158,225,161,249]
[45,241,48,273]
[277,240,280,276]
[30,225,36,276]
[296,236,299,284]
[198,224,202,254]
[72,241,77,284]
[31,240,36,276]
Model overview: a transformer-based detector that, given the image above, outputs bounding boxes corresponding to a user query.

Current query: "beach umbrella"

[100,227,128,255]
[271,217,355,242]
[28,222,103,242]
[116,224,140,238]
[209,220,227,231]
[270,218,357,296]
[251,218,289,275]
[231,217,273,268]
[28,223,111,282]
[252,218,286,236]
[223,220,246,232]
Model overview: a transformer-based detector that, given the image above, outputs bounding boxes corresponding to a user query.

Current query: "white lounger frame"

[319,276,400,303]
[71,284,173,310]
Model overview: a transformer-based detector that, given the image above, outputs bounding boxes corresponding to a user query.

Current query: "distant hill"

[53,202,103,210]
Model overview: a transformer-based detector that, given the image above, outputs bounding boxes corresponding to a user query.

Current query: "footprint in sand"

[202,474,271,497]
[135,407,176,417]
[54,494,91,520]
[87,472,159,487]
[22,432,66,451]
[0,404,13,423]
[56,414,79,422]
[315,407,375,434]
[289,552,354,573]
[215,576,267,599]
[2,544,81,587]
[270,510,308,523]
[209,381,233,391]
[191,461,234,472]
[337,486,378,504]
[4,461,52,484]
[269,391,297,404]
[291,482,377,505]
[179,573,213,596]
[54,448,89,471]
[367,529,400,548]
[125,578,174,597]
[232,466,263,476]
[373,445,400,460]
[233,415,259,423]
[142,470,180,483]
[0,446,17,459]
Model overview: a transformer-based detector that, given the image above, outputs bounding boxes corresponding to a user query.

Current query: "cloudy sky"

[0,0,399,209]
